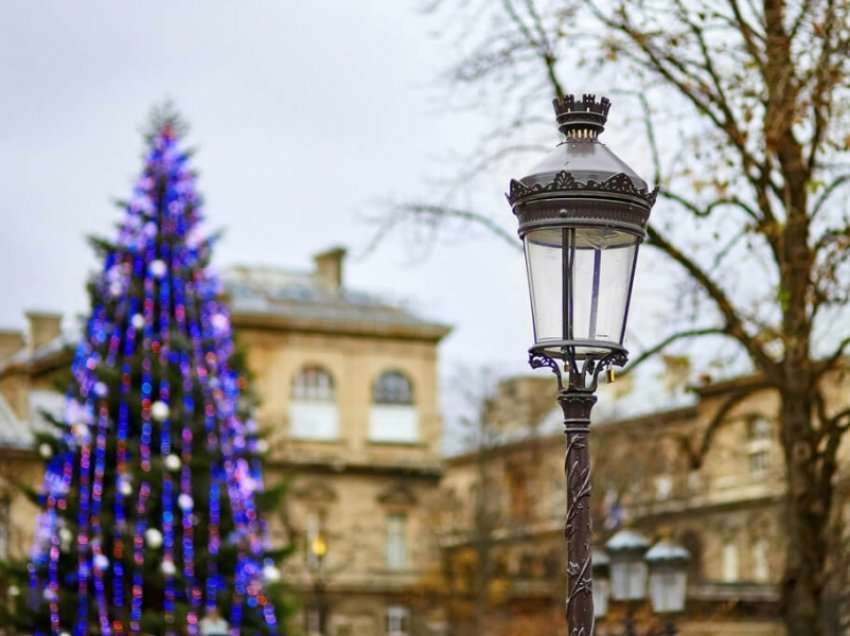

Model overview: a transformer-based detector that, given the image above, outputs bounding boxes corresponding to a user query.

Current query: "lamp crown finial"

[553,93,611,140]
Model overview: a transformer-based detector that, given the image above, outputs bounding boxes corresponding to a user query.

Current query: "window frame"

[291,365,336,402]
[385,512,408,571]
[289,365,339,440]
[386,605,411,636]
[372,370,415,406]
[749,449,769,477]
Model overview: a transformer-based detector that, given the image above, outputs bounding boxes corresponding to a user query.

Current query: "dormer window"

[290,366,339,440]
[369,371,418,443]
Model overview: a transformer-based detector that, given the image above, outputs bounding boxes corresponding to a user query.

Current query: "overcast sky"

[1,2,680,415]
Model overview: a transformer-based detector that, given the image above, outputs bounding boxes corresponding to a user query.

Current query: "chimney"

[313,246,347,293]
[0,329,24,361]
[25,311,63,352]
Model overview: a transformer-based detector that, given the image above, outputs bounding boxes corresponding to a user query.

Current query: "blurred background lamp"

[606,529,651,602]
[646,539,691,614]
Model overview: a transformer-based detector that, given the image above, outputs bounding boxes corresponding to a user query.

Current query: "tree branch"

[363,203,522,258]
[678,384,766,470]
[647,223,779,378]
[660,189,761,222]
[812,174,850,219]
[815,334,850,379]
[622,326,727,376]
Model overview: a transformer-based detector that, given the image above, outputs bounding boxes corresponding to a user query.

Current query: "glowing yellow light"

[311,535,327,559]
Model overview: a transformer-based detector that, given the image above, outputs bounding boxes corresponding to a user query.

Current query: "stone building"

[0,248,451,636]
[221,247,451,635]
[438,370,850,635]
[3,252,850,635]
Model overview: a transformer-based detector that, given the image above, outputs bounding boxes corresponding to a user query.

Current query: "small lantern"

[592,548,611,619]
[507,94,657,363]
[646,539,691,614]
[606,529,651,601]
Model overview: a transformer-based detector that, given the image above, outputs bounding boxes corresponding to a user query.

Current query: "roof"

[444,378,699,460]
[0,325,79,376]
[222,264,451,341]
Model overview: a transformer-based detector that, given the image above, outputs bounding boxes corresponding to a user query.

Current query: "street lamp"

[308,532,329,636]
[607,529,651,603]
[506,93,657,633]
[596,530,691,635]
[646,539,691,633]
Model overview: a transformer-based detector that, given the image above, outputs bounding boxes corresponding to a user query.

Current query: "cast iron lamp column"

[506,94,658,635]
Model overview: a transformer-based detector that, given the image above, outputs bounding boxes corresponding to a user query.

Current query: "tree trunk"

[779,390,830,636]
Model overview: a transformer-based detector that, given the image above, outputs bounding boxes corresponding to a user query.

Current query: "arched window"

[292,366,335,401]
[373,371,414,405]
[289,366,338,440]
[369,371,418,443]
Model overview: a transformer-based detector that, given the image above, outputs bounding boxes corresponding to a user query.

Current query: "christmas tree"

[1,111,291,635]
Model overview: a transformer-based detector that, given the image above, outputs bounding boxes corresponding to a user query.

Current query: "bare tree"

[372,2,850,634]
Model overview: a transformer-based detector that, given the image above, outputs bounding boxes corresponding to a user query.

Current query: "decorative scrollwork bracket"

[529,351,563,391]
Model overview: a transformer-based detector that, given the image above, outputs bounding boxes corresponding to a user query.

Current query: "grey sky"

[1,1,683,409]
[0,2,532,372]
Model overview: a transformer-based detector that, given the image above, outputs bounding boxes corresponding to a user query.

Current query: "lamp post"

[595,529,690,635]
[308,533,329,636]
[506,93,658,635]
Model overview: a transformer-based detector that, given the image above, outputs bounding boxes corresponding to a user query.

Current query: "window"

[654,474,673,500]
[386,606,410,636]
[507,466,530,520]
[752,539,769,582]
[370,371,417,443]
[746,417,771,478]
[374,371,414,405]
[687,470,702,493]
[748,417,772,441]
[749,450,769,477]
[386,513,408,570]
[722,542,739,582]
[290,366,338,440]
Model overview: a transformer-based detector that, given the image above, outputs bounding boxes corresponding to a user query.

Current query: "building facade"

[222,248,450,636]
[3,253,850,635]
[0,248,451,636]
[438,371,850,635]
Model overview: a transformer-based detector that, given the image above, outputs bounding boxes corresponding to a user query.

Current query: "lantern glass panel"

[610,558,648,601]
[524,226,638,357]
[649,568,687,614]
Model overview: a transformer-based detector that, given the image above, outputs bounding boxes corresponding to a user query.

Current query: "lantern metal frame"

[508,95,657,368]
